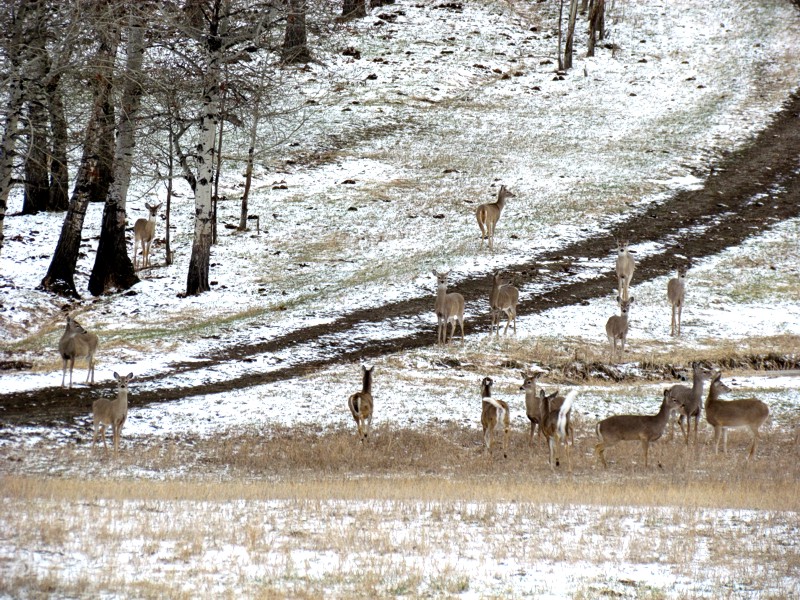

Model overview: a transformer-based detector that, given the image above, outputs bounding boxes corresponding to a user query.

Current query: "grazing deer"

[615,239,635,300]
[348,365,374,441]
[58,316,99,388]
[519,371,573,447]
[92,372,132,455]
[605,296,634,362]
[476,185,515,251]
[480,376,510,458]
[133,202,162,270]
[489,273,519,336]
[432,270,465,344]
[539,389,577,470]
[705,371,769,459]
[595,389,681,468]
[667,362,708,445]
[666,266,686,336]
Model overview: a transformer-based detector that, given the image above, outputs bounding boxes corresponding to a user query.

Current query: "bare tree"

[563,0,580,71]
[283,0,310,64]
[587,0,605,57]
[342,0,366,19]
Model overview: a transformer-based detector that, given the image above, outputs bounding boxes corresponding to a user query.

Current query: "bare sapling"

[539,389,577,470]
[480,376,510,458]
[605,295,634,362]
[667,361,707,445]
[348,365,374,441]
[705,371,769,459]
[432,270,465,344]
[475,185,515,251]
[595,389,682,468]
[58,315,99,388]
[133,202,162,270]
[92,372,133,455]
[519,371,573,447]
[489,273,519,336]
[667,266,687,336]
[615,239,635,300]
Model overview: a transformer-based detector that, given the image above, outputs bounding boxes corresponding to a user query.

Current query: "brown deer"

[480,377,510,458]
[519,371,573,447]
[476,185,515,251]
[489,273,519,336]
[595,389,681,468]
[666,362,708,445]
[605,296,634,362]
[705,371,769,459]
[92,372,132,455]
[667,266,687,336]
[432,270,465,344]
[539,389,577,470]
[615,239,635,300]
[348,365,374,441]
[58,316,99,388]
[133,202,162,270]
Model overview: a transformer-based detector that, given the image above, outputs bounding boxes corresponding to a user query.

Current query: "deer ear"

[629,296,635,304]
[127,373,134,380]
[113,372,120,380]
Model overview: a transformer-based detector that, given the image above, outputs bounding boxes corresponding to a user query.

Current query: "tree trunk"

[564,0,580,71]
[165,127,174,265]
[342,0,366,19]
[46,73,69,211]
[89,22,145,296]
[40,28,119,297]
[239,115,258,231]
[21,42,51,215]
[587,0,604,56]
[283,0,310,63]
[557,0,564,72]
[0,73,25,258]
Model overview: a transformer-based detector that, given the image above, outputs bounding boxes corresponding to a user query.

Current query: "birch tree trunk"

[89,22,145,296]
[0,74,25,257]
[21,34,51,215]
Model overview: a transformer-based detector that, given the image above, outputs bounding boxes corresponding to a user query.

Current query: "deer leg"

[722,429,729,455]
[459,317,465,343]
[61,359,67,388]
[69,357,76,389]
[595,442,608,468]
[693,414,699,445]
[748,426,759,459]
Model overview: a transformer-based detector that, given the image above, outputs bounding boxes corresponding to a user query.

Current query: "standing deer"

[539,389,577,470]
[489,273,519,336]
[605,296,634,362]
[92,372,132,455]
[667,361,708,445]
[133,202,162,270]
[476,185,515,251]
[58,316,99,388]
[667,266,687,336]
[595,389,682,468]
[615,239,635,300]
[348,365,374,441]
[432,270,465,344]
[705,371,769,459]
[519,371,573,447]
[480,376,510,458]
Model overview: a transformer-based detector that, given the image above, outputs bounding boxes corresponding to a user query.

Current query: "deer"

[133,202,162,270]
[432,270,465,344]
[348,365,374,441]
[519,371,573,447]
[480,376,510,458]
[705,371,769,459]
[489,273,519,336]
[615,239,635,301]
[475,185,515,251]
[605,295,634,362]
[667,266,687,336]
[58,315,99,389]
[92,372,133,455]
[666,361,708,445]
[595,389,682,468]
[539,389,577,470]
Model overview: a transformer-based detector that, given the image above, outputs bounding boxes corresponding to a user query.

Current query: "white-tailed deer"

[595,389,681,468]
[539,389,577,470]
[519,371,573,447]
[705,371,769,459]
[476,185,515,251]
[615,239,635,300]
[348,365,374,441]
[58,316,99,388]
[605,295,634,362]
[432,270,465,344]
[480,376,510,458]
[92,372,132,455]
[133,202,162,270]
[489,273,519,336]
[667,266,686,336]
[667,361,707,445]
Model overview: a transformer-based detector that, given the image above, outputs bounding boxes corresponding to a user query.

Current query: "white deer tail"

[483,397,506,420]
[557,390,576,439]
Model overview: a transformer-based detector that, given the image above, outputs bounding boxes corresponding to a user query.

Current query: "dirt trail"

[2,92,799,428]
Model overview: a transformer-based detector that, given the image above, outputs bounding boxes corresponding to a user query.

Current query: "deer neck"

[691,369,705,399]
[435,284,448,313]
[656,397,673,426]
[115,388,129,409]
[361,371,372,395]
[705,386,720,411]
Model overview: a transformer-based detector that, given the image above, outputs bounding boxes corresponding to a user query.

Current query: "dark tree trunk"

[564,0,579,71]
[587,0,604,56]
[283,0,310,63]
[46,73,69,211]
[342,0,366,19]
[21,36,50,215]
